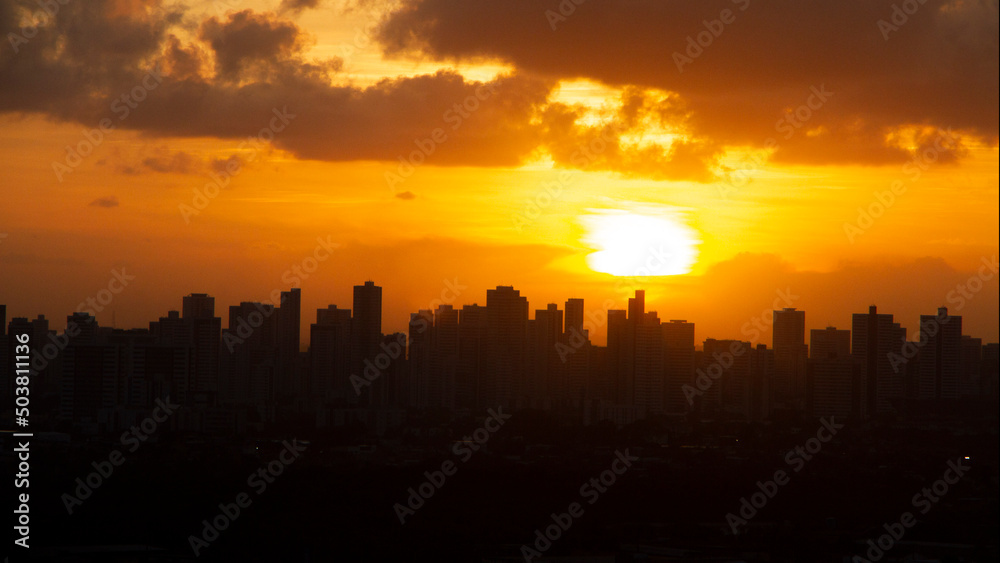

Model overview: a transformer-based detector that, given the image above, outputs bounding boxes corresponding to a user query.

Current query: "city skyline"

[3,275,998,349]
[1,0,997,351]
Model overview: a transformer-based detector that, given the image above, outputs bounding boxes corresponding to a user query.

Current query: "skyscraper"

[352,281,382,405]
[309,304,352,400]
[277,288,302,397]
[663,320,695,414]
[408,309,435,408]
[485,286,528,409]
[182,293,221,398]
[773,308,808,407]
[810,327,851,360]
[808,326,858,418]
[916,307,961,400]
[852,306,906,417]
[457,304,487,409]
[564,298,584,336]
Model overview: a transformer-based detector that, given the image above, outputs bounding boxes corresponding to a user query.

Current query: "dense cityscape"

[2,282,997,436]
[2,282,998,561]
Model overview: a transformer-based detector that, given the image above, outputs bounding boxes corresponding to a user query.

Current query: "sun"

[581,209,700,276]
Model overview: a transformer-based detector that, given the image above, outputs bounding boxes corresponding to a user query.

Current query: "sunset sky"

[1,0,997,345]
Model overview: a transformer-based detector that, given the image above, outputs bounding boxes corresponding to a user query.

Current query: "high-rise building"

[959,335,982,398]
[916,307,961,400]
[277,288,301,397]
[432,304,459,408]
[810,327,851,360]
[606,309,631,405]
[852,306,906,417]
[663,320,695,414]
[565,298,584,336]
[352,281,382,405]
[485,286,528,409]
[181,293,221,398]
[773,308,808,407]
[182,293,215,319]
[221,302,277,408]
[982,343,999,402]
[531,303,563,406]
[628,290,645,325]
[309,305,352,401]
[408,309,435,408]
[633,310,664,415]
[701,339,753,418]
[457,304,487,409]
[807,326,859,418]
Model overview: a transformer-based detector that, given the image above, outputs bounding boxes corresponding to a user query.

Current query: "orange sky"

[1,0,997,346]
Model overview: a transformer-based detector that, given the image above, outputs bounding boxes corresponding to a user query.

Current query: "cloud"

[2,0,993,181]
[376,0,998,165]
[199,10,311,79]
[89,196,120,208]
[279,0,323,15]
[395,191,416,200]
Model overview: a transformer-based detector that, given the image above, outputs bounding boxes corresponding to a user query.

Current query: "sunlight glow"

[581,210,700,276]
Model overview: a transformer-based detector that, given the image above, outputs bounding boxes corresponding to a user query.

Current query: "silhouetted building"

[565,298,584,335]
[222,302,278,411]
[852,305,906,417]
[408,309,435,408]
[916,307,961,400]
[810,327,851,360]
[485,286,528,409]
[663,320,695,414]
[959,335,982,398]
[181,293,221,399]
[277,288,302,398]
[773,307,808,408]
[530,303,563,407]
[352,281,382,405]
[457,304,487,409]
[309,305,352,401]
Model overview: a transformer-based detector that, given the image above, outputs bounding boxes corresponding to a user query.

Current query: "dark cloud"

[395,191,416,200]
[279,0,323,15]
[377,0,999,165]
[3,0,992,180]
[89,195,120,207]
[199,10,307,79]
